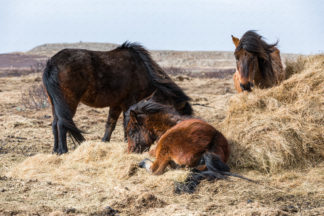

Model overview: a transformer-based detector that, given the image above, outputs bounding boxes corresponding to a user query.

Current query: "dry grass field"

[0,45,323,215]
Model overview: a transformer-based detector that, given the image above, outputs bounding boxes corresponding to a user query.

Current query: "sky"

[0,0,323,54]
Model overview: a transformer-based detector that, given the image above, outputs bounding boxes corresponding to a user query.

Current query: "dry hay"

[222,55,324,172]
[6,141,189,214]
[7,141,187,186]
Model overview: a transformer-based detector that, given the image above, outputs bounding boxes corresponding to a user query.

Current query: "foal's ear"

[146,90,158,102]
[231,35,240,48]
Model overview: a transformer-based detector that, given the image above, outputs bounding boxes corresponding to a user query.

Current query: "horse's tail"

[174,152,255,194]
[42,60,85,144]
[118,42,193,115]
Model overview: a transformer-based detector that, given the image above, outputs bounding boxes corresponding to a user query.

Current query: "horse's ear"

[231,35,240,48]
[146,90,157,101]
[130,110,137,121]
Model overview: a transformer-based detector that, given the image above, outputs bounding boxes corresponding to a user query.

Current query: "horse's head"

[232,35,257,92]
[232,31,278,92]
[126,110,156,153]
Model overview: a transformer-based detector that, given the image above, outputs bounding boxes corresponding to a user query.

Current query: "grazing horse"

[231,30,285,92]
[127,99,253,193]
[42,42,192,154]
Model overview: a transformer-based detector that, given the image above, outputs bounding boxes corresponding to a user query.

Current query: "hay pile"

[7,141,187,185]
[222,55,324,172]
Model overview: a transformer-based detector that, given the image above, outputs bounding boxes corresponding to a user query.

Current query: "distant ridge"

[25,42,299,71]
[27,42,119,56]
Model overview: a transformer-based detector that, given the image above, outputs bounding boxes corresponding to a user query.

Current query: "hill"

[26,42,299,71]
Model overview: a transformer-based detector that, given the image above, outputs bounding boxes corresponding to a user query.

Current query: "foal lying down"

[126,99,254,193]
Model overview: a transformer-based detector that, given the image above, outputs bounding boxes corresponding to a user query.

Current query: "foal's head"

[232,30,277,91]
[126,99,179,153]
[127,110,157,153]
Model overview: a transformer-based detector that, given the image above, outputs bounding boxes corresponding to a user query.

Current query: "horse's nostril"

[240,83,252,92]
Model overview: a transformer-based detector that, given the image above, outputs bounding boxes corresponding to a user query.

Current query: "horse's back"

[48,48,153,108]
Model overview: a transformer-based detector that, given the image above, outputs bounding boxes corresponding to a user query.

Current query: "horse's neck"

[149,113,181,137]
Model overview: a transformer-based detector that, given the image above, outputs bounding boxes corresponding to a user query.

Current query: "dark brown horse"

[231,31,285,92]
[42,42,192,154]
[127,99,254,193]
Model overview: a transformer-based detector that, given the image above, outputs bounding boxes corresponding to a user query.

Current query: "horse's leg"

[121,99,136,142]
[57,120,68,154]
[50,103,59,153]
[57,103,78,154]
[52,115,59,153]
[102,106,122,142]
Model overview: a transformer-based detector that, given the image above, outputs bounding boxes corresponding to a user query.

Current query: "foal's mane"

[131,99,178,116]
[117,42,191,105]
[236,31,278,79]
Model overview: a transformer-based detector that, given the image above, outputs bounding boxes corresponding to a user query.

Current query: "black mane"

[117,42,192,105]
[236,31,278,78]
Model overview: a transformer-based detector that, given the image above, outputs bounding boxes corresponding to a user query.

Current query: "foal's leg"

[102,106,122,142]
[139,156,170,175]
[150,158,170,175]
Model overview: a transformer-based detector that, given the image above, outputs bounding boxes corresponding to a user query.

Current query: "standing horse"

[231,30,285,92]
[43,42,192,154]
[127,99,251,193]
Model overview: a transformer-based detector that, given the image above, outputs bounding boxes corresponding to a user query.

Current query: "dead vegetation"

[222,55,324,172]
[21,83,49,110]
[285,56,306,79]
[164,66,235,79]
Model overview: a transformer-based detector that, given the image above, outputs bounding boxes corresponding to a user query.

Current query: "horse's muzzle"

[240,82,253,92]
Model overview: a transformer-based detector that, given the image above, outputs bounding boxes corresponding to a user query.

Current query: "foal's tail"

[174,152,255,194]
[119,42,193,115]
[42,60,85,144]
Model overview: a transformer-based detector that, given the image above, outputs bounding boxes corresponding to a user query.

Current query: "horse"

[127,99,254,193]
[42,42,192,154]
[231,30,285,92]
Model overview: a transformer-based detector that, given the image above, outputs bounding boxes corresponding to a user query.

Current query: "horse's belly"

[80,90,119,108]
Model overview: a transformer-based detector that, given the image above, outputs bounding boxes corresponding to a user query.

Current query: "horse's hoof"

[57,149,68,155]
[138,160,146,168]
[138,158,150,168]
[101,137,110,142]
